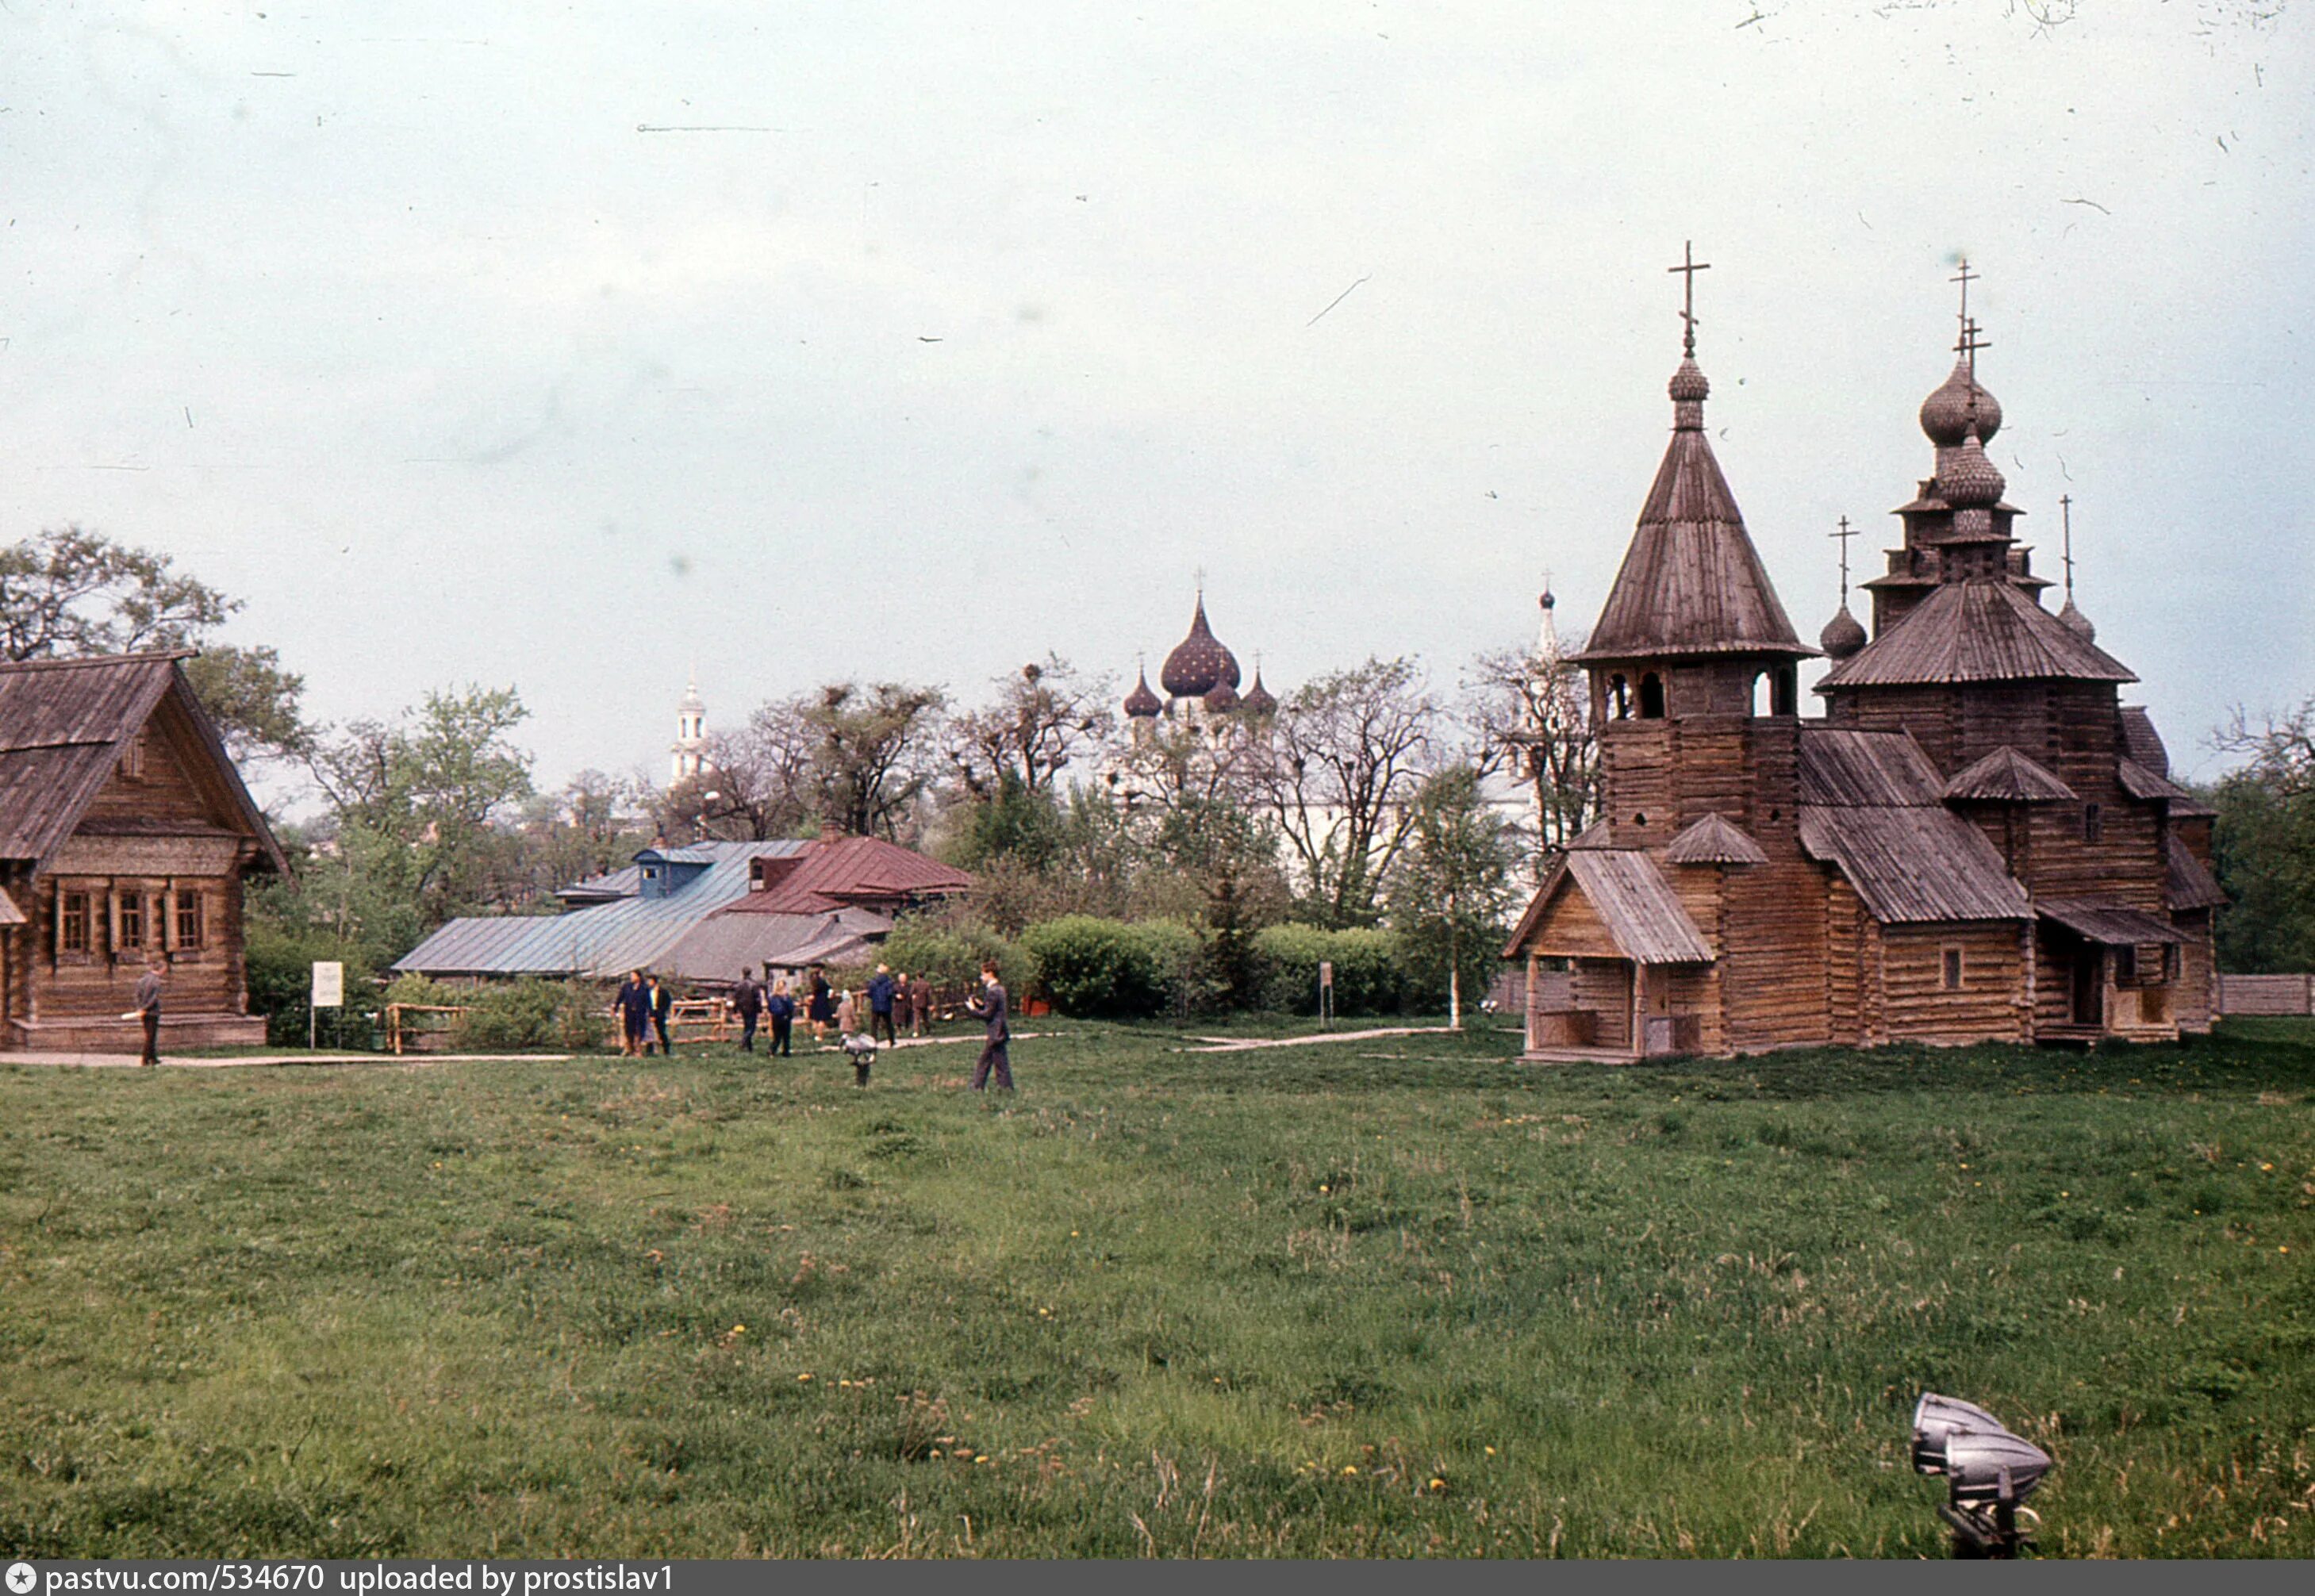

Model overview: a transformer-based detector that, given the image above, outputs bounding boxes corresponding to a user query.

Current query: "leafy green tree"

[1387,765,1525,1024]
[2211,696,2315,973]
[0,524,311,760]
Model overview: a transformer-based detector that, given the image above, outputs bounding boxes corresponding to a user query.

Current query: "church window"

[1750,672,1771,717]
[121,734,148,782]
[1608,675,1630,719]
[2113,944,2136,984]
[2083,803,2103,843]
[60,892,90,953]
[1632,811,1648,827]
[1941,947,1964,990]
[1638,673,1666,719]
[1772,666,1797,716]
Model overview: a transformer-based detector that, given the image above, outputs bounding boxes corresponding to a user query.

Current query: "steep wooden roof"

[2117,758,2194,805]
[2118,707,2170,777]
[0,653,286,873]
[1942,746,2078,804]
[1572,372,1813,663]
[1502,848,1714,965]
[1796,727,2031,924]
[1818,580,2136,690]
[2163,834,2227,911]
[1664,812,1769,865]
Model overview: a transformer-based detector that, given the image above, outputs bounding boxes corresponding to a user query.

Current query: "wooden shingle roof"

[1817,580,2136,690]
[0,653,286,873]
[1796,726,2032,924]
[2117,758,2194,804]
[1798,727,1945,807]
[1942,746,2078,804]
[1664,812,1769,865]
[1502,848,1714,965]
[1572,373,1812,663]
[2118,707,2170,777]
[2163,834,2227,911]
[2038,900,2189,946]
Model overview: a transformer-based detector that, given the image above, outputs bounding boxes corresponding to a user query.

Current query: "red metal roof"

[713,834,974,916]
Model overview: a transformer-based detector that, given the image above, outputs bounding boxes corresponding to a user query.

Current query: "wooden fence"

[2215,974,2315,1017]
[386,1003,466,1055]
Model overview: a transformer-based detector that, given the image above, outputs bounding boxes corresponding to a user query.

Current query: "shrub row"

[991,915,1415,1019]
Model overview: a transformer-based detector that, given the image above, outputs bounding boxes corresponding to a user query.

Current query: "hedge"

[1251,923,1407,1015]
[1020,915,1200,1019]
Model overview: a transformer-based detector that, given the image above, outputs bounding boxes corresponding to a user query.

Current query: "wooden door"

[2070,949,2102,1026]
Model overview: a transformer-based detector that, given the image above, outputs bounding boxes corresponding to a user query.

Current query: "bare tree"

[946,654,1115,800]
[1243,656,1438,927]
[1464,639,1598,860]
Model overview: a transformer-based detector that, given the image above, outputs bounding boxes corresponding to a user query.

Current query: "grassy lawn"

[2,1019,2310,1559]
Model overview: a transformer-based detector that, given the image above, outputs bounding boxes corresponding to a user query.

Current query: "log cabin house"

[1504,277,2224,1060]
[0,652,287,1051]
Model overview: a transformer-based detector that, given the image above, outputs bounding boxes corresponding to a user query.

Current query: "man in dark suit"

[865,964,900,1047]
[730,967,766,1053]
[965,961,1012,1092]
[615,971,652,1057]
[134,956,166,1067]
[648,973,674,1056]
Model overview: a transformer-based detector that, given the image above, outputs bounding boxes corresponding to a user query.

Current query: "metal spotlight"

[1909,1392,2052,1559]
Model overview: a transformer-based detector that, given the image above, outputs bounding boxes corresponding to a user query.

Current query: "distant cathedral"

[1119,592,1279,747]
[1505,254,2221,1059]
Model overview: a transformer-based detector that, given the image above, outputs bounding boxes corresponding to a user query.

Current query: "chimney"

[819,818,843,844]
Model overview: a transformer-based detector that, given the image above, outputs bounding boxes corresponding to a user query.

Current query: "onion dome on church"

[1241,667,1277,716]
[1123,668,1163,719]
[1919,359,2002,448]
[2056,597,2097,642]
[1203,680,1241,714]
[1159,596,1242,698]
[1819,604,1867,661]
[1938,435,2006,509]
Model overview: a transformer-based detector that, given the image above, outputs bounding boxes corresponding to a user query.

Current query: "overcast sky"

[4,2,2308,804]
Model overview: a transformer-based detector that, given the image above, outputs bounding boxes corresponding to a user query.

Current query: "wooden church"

[1505,261,2223,1059]
[0,652,286,1052]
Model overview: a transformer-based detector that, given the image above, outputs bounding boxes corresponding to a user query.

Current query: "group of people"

[611,961,1014,1091]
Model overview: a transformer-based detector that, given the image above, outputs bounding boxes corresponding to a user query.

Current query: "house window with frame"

[118,892,145,950]
[2113,944,2137,984]
[175,892,205,950]
[121,734,148,782]
[2083,802,2103,843]
[1941,947,1964,990]
[60,891,90,953]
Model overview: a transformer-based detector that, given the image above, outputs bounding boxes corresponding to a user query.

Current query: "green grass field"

[2,1019,2311,1558]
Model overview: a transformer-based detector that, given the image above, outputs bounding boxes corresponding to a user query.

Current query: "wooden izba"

[0,653,287,1053]
[1505,284,2222,1061]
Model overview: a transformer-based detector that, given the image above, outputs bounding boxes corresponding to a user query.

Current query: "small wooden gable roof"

[1817,580,2136,691]
[1664,812,1769,865]
[2117,758,2194,805]
[0,652,286,873]
[1502,848,1714,965]
[1572,373,1813,664]
[2038,899,2189,946]
[1941,746,2078,804]
[2163,834,2226,912]
[2118,707,2170,777]
[1796,727,2031,925]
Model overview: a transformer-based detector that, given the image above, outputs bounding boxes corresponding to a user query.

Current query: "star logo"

[6,1563,37,1595]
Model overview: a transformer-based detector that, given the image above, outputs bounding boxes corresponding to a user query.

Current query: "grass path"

[2,1018,2310,1557]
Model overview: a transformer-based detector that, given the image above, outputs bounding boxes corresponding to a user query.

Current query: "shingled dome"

[1241,668,1277,716]
[1919,359,2002,448]
[1819,604,1868,661]
[1159,597,1242,698]
[1123,669,1163,719]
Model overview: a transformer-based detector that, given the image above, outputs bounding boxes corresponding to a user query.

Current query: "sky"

[3,2,2309,806]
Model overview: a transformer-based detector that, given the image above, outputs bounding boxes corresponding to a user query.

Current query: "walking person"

[965,960,1013,1093]
[132,955,166,1067]
[866,964,900,1048]
[766,978,796,1057]
[806,966,835,1045]
[730,967,766,1053]
[647,973,675,1056]
[906,969,931,1037]
[835,984,858,1039]
[614,970,652,1058]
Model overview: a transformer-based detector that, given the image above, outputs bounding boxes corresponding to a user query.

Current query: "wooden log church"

[1505,257,2224,1059]
[0,653,286,1051]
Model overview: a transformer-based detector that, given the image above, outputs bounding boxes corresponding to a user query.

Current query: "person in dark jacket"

[133,956,166,1067]
[965,961,1012,1092]
[648,973,674,1056]
[730,967,766,1053]
[905,971,931,1037]
[766,978,796,1057]
[614,970,652,1057]
[866,964,900,1047]
[806,967,835,1044]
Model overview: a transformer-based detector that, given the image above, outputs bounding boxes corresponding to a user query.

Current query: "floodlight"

[1908,1391,2052,1559]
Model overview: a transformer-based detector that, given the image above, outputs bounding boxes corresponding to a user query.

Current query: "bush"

[1019,915,1199,1019]
[379,974,605,1053]
[1252,923,1407,1015]
[876,914,1031,1002]
[244,923,378,1047]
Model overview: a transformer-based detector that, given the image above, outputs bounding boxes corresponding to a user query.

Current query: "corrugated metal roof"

[1818,581,2136,689]
[1664,813,1768,865]
[660,907,891,982]
[720,834,975,915]
[2039,900,2189,946]
[1799,728,1945,807]
[2163,834,2227,911]
[556,863,642,903]
[1942,745,2078,804]
[394,840,804,977]
[1799,806,2033,923]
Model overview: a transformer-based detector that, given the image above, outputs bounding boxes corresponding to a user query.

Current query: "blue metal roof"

[396,839,808,978]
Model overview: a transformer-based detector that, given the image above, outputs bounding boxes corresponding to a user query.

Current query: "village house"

[1504,265,2223,1059]
[0,652,287,1051]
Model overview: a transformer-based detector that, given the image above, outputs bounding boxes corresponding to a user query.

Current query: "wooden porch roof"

[1503,848,1714,965]
[2039,900,2190,946]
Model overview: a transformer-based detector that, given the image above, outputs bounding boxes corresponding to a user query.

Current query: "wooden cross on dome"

[1668,241,1710,357]
[2060,493,2078,604]
[1951,258,1978,336]
[1830,515,1857,607]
